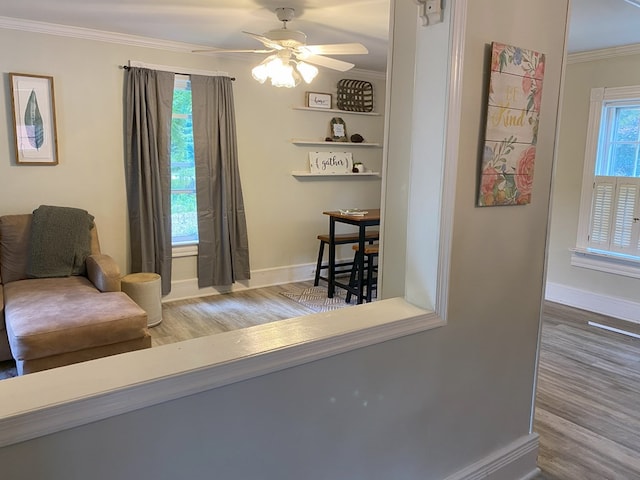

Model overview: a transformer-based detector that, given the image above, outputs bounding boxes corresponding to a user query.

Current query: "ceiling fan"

[193,7,368,87]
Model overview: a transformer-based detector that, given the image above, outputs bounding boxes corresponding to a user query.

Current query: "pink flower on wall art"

[478,42,546,206]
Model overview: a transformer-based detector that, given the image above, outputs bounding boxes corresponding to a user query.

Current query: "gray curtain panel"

[190,75,250,287]
[124,67,174,295]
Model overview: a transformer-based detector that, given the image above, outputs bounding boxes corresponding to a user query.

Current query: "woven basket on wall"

[336,79,374,112]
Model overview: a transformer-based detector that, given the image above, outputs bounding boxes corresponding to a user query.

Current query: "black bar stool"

[345,243,379,303]
[314,231,379,286]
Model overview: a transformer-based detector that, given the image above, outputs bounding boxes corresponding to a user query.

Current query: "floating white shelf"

[292,106,381,116]
[291,139,382,148]
[291,171,381,178]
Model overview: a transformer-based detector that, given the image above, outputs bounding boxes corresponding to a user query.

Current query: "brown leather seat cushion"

[4,276,147,361]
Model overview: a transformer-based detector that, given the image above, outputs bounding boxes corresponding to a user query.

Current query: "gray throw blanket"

[27,205,95,278]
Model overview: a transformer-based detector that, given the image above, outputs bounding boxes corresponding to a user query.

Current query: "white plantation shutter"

[588,178,614,247]
[589,176,640,255]
[611,179,640,254]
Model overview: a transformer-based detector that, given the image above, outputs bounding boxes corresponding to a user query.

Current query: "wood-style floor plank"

[534,302,640,480]
[152,280,319,346]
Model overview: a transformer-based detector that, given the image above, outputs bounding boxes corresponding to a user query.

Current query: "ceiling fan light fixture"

[296,61,318,84]
[270,62,300,88]
[251,65,268,83]
[251,53,309,88]
[251,56,274,84]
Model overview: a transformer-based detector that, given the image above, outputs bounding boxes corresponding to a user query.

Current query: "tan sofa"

[0,213,151,375]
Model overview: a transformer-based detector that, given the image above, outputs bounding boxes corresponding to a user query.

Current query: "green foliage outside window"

[598,106,640,177]
[171,86,198,243]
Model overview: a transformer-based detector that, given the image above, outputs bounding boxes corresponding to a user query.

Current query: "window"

[575,86,640,270]
[170,75,198,245]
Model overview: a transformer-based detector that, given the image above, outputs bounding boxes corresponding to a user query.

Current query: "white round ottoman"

[121,273,163,327]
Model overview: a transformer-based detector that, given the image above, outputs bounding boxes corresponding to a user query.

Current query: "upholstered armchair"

[0,210,150,375]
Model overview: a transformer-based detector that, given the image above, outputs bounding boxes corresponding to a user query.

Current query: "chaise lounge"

[0,208,151,375]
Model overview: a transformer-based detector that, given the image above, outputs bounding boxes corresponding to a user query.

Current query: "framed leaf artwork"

[9,73,59,165]
[478,43,546,206]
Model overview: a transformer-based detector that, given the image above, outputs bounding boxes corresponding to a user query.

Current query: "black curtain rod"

[119,65,235,81]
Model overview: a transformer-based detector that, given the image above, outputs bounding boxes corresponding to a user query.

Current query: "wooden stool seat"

[314,230,379,286]
[316,231,379,245]
[352,244,379,255]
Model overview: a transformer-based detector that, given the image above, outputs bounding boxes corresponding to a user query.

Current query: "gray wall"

[0,1,570,479]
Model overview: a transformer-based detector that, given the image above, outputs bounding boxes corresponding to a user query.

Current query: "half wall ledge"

[0,297,442,448]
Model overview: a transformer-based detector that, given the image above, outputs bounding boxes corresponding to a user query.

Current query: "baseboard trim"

[545,282,640,324]
[163,260,355,302]
[444,433,539,480]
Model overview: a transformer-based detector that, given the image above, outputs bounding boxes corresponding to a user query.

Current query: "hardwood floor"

[152,280,320,346]
[2,286,639,480]
[534,302,640,479]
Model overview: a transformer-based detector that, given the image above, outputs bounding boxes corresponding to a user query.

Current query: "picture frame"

[330,117,348,142]
[306,91,332,109]
[9,73,59,165]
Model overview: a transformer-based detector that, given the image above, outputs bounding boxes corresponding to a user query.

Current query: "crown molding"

[0,15,207,52]
[567,43,640,64]
[0,16,387,76]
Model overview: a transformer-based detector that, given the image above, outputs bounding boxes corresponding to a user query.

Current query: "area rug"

[280,286,355,313]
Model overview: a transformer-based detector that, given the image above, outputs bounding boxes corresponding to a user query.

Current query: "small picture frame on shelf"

[306,92,332,109]
[330,117,348,142]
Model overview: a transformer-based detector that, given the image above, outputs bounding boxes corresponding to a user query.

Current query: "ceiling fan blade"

[242,31,285,50]
[301,54,355,72]
[192,48,275,54]
[301,43,369,56]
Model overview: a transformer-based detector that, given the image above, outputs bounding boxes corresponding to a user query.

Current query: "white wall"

[0,26,385,299]
[0,1,570,479]
[546,52,640,316]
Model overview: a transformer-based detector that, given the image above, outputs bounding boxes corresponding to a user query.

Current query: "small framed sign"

[309,152,353,174]
[306,92,332,109]
[330,117,348,142]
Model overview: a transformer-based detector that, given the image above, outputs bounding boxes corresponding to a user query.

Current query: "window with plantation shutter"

[575,86,640,275]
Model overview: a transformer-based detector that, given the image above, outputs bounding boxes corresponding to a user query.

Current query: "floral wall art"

[478,42,546,206]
